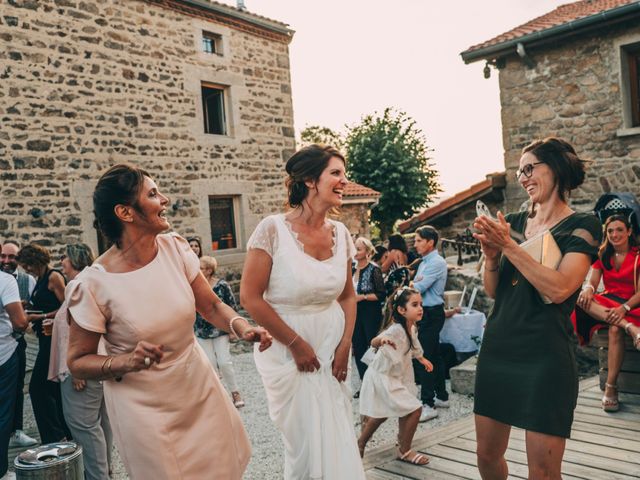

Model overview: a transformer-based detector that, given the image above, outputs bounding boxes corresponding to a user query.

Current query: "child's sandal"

[397,447,429,466]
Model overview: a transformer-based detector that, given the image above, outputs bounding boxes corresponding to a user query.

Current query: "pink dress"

[66,233,250,479]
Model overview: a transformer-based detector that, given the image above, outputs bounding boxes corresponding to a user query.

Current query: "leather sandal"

[602,383,619,412]
[397,448,429,466]
[624,323,640,350]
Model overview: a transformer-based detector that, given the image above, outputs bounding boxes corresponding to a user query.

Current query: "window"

[627,46,640,127]
[209,196,237,250]
[201,82,227,135]
[202,31,222,54]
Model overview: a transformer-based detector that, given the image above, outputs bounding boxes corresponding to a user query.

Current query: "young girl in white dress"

[358,287,433,466]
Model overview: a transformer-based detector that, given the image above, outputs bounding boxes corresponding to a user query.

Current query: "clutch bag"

[519,230,562,304]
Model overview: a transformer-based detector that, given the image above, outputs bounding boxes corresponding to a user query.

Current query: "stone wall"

[498,22,640,213]
[340,203,373,239]
[0,0,295,282]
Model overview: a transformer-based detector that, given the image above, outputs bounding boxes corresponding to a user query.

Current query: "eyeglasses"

[60,254,67,262]
[515,162,544,181]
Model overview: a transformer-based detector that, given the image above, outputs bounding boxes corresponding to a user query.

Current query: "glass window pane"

[208,196,236,250]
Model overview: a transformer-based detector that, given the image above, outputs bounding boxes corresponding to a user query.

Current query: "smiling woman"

[64,164,272,480]
[240,144,366,479]
[472,137,602,479]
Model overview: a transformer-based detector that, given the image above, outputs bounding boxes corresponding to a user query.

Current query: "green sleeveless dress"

[474,211,602,438]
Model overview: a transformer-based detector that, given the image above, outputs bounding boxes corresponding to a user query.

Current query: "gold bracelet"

[100,356,111,376]
[229,316,244,337]
[486,265,499,272]
[286,334,299,348]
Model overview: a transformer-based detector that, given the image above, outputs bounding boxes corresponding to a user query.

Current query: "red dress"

[572,248,640,344]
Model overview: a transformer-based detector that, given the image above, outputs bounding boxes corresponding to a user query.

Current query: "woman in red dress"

[573,214,640,411]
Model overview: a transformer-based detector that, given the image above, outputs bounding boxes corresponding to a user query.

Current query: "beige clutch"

[519,230,562,304]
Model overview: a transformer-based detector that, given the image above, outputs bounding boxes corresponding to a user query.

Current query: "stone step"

[450,354,477,396]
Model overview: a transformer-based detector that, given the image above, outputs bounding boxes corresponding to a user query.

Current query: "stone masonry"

[498,22,640,212]
[0,0,295,286]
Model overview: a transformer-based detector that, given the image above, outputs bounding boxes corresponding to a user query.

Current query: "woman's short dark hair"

[387,233,408,253]
[415,225,439,247]
[16,243,50,270]
[285,144,345,208]
[522,137,586,203]
[93,164,150,248]
[372,245,387,263]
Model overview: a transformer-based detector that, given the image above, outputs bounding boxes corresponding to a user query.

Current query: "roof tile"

[465,0,635,53]
[344,182,380,198]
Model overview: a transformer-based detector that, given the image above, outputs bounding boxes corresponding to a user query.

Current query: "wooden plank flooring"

[365,377,640,479]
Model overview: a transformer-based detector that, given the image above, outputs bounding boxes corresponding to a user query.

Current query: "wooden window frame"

[202,31,222,55]
[208,195,238,251]
[201,82,227,135]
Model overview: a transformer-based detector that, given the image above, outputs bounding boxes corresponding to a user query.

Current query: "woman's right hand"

[577,287,594,311]
[122,341,164,373]
[289,337,320,373]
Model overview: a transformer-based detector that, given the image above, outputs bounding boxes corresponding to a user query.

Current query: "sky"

[220,0,570,198]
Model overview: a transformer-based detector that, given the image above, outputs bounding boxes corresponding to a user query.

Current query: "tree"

[300,125,345,150]
[345,108,440,238]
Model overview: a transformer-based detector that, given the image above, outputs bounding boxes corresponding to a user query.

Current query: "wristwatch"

[623,303,631,312]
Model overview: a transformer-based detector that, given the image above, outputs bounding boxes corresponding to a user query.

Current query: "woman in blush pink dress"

[66,164,272,480]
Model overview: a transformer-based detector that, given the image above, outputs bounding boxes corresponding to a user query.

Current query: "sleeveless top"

[31,269,64,336]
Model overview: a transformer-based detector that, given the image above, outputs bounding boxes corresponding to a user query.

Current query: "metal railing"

[441,228,481,266]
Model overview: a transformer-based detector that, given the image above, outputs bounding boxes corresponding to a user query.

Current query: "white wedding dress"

[248,214,366,480]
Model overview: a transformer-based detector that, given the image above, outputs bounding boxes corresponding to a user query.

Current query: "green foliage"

[345,108,441,238]
[300,125,345,150]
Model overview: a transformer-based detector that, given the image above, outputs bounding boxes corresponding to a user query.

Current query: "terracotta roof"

[344,182,380,199]
[398,173,506,233]
[463,0,637,57]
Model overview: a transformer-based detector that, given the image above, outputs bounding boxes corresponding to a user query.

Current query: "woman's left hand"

[241,327,273,352]
[72,377,86,392]
[605,305,627,325]
[332,343,350,383]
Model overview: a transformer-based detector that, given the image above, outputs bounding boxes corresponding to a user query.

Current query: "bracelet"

[623,303,631,312]
[485,264,499,272]
[229,316,244,338]
[583,285,595,293]
[100,356,111,376]
[287,334,299,348]
[105,355,122,382]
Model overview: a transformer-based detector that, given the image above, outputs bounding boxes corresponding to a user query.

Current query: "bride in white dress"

[241,145,366,479]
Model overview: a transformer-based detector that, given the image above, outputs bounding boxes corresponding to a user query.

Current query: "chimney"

[237,0,246,11]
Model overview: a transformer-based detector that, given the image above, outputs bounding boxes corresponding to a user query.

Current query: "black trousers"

[12,335,26,432]
[414,304,448,407]
[352,301,383,380]
[29,334,71,443]
[1,349,18,476]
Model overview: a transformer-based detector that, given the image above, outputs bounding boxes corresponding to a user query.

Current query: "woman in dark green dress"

[473,138,601,480]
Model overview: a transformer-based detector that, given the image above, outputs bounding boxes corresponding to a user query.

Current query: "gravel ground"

[13,348,473,479]
[110,349,474,479]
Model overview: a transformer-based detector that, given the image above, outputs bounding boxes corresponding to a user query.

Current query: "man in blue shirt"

[412,226,449,422]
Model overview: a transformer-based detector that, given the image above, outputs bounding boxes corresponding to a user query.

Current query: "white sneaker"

[434,398,450,408]
[9,430,38,448]
[419,404,438,422]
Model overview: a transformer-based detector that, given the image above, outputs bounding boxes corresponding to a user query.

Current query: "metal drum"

[14,442,84,479]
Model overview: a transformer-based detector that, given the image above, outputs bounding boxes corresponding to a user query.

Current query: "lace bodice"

[247,214,355,307]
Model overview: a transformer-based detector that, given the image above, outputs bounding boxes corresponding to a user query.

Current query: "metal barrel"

[14,442,84,479]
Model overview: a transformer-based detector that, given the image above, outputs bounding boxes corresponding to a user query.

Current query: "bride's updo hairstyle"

[522,137,586,202]
[93,163,150,248]
[285,144,345,209]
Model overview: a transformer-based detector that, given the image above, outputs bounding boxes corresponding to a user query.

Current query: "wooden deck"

[364,376,640,479]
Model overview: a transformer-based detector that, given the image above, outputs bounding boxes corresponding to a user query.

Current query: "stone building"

[0,0,295,279]
[460,0,640,212]
[339,182,380,238]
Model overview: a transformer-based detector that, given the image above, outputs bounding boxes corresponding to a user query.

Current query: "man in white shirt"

[1,241,38,448]
[0,241,28,480]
